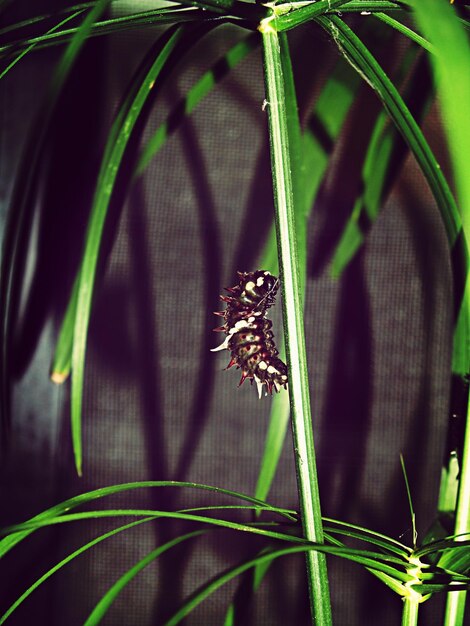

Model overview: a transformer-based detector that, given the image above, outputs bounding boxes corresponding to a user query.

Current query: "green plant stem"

[260,26,331,626]
[407,4,470,623]
[444,392,470,626]
[273,0,350,32]
[402,598,420,626]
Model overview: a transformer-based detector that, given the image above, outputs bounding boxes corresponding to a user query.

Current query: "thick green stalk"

[402,598,419,626]
[260,25,331,626]
[408,4,470,623]
[444,392,470,626]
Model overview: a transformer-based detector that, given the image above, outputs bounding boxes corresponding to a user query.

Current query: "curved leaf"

[0,0,110,443]
[315,15,461,246]
[54,24,213,475]
[0,8,88,80]
[0,6,212,60]
[83,530,204,626]
[0,517,156,625]
[134,32,258,177]
[0,479,296,557]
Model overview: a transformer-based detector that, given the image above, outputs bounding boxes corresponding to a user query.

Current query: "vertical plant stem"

[402,598,419,626]
[260,25,332,626]
[444,391,470,626]
[408,4,470,623]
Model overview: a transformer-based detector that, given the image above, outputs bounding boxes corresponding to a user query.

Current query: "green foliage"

[1,1,469,625]
[1,483,470,625]
[261,25,332,624]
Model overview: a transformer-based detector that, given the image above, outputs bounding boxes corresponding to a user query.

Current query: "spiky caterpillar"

[211,270,288,398]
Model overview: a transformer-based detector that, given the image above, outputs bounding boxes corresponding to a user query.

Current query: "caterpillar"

[211,270,288,398]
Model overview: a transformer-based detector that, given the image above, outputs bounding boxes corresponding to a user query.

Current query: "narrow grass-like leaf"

[166,540,430,626]
[175,0,240,13]
[254,390,290,503]
[410,1,470,234]
[330,43,422,277]
[50,275,79,382]
[329,107,391,276]
[134,32,258,177]
[3,510,305,545]
[286,543,411,576]
[0,3,95,37]
[165,505,293,516]
[408,5,470,622]
[165,545,322,626]
[0,0,109,440]
[401,455,417,549]
[452,284,470,377]
[0,8,87,80]
[315,14,462,247]
[374,13,434,52]
[336,1,406,10]
[68,25,207,476]
[418,583,470,595]
[51,32,257,383]
[0,6,213,60]
[83,530,204,626]
[0,480,296,557]
[440,550,470,577]
[323,517,411,557]
[261,24,332,625]
[416,536,470,560]
[0,517,156,625]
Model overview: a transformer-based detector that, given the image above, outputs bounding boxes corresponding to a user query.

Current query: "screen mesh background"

[0,8,461,625]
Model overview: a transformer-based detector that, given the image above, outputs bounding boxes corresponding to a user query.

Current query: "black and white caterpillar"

[211,270,288,398]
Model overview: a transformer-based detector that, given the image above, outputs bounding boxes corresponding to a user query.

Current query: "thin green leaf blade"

[3,509,307,547]
[84,531,203,626]
[69,25,189,475]
[330,44,424,277]
[254,390,290,502]
[135,32,258,177]
[0,6,212,60]
[407,5,470,623]
[316,14,461,246]
[374,13,434,52]
[166,540,420,626]
[165,545,318,626]
[410,0,470,380]
[52,32,256,385]
[0,480,296,557]
[0,518,155,625]
[0,7,87,80]
[0,0,109,442]
[410,1,470,231]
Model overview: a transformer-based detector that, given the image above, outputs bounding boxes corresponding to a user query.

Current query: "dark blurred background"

[0,2,461,624]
